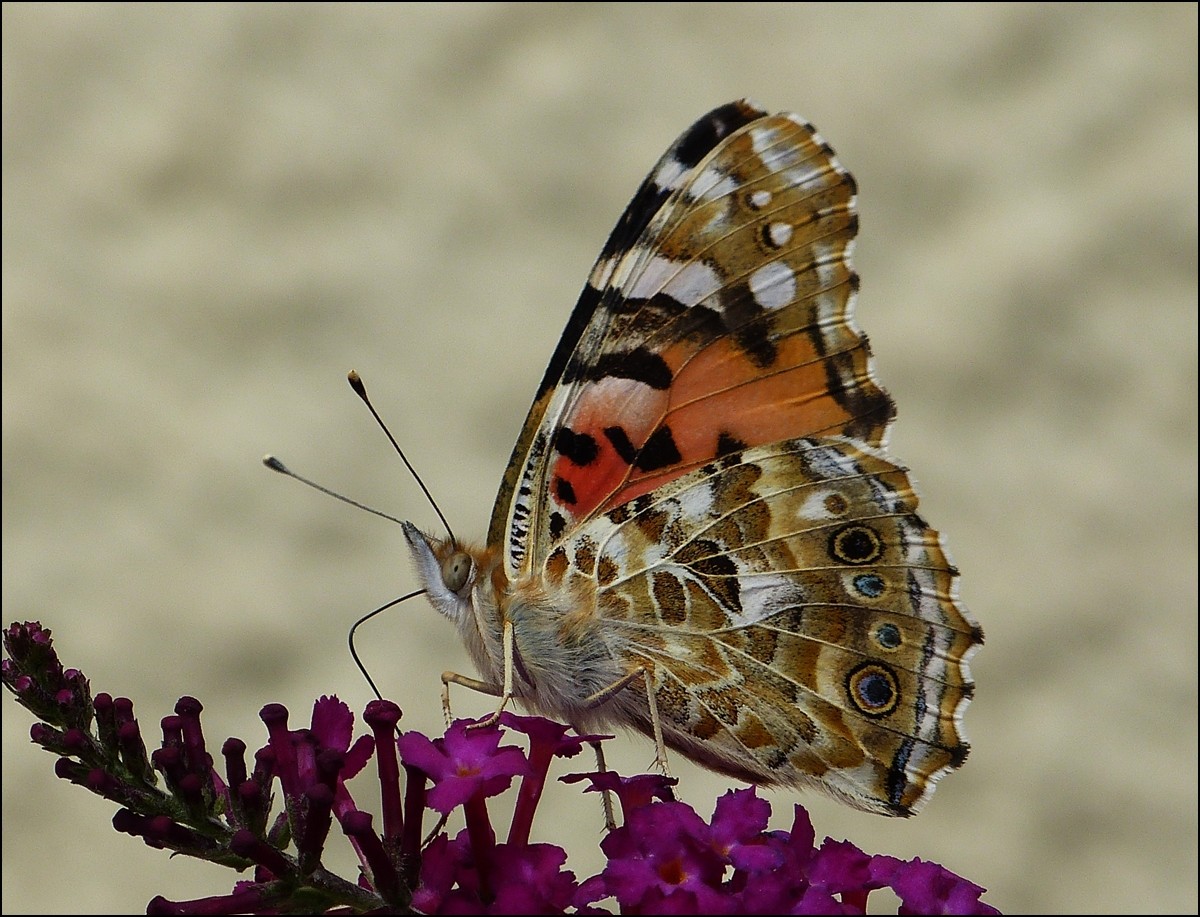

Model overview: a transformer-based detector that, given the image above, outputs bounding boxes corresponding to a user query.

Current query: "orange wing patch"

[546,312,890,527]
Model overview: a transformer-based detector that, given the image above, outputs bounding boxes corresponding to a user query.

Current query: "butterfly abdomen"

[498,575,639,726]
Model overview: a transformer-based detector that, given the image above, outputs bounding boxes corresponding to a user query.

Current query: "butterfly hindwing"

[540,436,978,815]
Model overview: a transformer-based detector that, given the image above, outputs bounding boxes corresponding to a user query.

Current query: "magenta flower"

[397,718,529,813]
[580,799,732,913]
[3,620,1000,914]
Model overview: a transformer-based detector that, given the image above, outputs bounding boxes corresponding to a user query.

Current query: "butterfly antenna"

[347,370,458,547]
[262,457,419,699]
[262,455,406,526]
[348,589,426,701]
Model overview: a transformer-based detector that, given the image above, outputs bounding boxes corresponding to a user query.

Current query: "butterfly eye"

[441,551,472,594]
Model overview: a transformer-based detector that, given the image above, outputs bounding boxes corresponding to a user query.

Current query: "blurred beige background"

[3,4,1195,914]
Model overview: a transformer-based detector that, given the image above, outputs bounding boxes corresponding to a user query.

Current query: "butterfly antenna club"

[347,370,458,547]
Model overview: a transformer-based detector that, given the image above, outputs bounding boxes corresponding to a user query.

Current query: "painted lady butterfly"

[404,100,983,817]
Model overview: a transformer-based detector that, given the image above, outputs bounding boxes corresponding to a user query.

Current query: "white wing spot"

[690,164,737,201]
[747,261,796,312]
[626,255,722,305]
[653,157,687,189]
[767,221,794,248]
[749,125,784,155]
[732,572,807,627]
[747,189,772,210]
[798,489,846,521]
[784,162,828,191]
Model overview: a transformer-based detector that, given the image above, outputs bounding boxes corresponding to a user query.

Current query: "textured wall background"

[3,5,1196,914]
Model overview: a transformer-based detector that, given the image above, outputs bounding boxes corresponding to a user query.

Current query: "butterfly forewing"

[495,109,896,580]
[488,100,772,579]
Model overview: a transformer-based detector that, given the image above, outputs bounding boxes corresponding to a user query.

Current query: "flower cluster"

[574,779,998,914]
[3,621,999,914]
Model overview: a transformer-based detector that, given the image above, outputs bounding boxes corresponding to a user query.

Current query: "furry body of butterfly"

[404,522,634,732]
[402,101,981,818]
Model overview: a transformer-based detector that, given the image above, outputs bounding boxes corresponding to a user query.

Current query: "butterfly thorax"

[403,521,631,728]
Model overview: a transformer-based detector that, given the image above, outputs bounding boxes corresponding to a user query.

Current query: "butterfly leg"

[589,740,618,832]
[440,671,502,727]
[583,665,672,778]
[450,618,516,732]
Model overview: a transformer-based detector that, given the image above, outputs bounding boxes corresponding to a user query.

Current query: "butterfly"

[403,100,983,817]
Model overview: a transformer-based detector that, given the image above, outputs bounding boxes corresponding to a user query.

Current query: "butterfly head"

[402,520,505,623]
[402,520,509,687]
[402,521,471,613]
